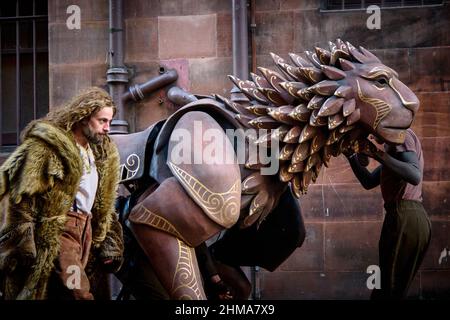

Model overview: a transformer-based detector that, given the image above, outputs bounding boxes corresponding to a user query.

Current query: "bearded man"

[0,87,124,300]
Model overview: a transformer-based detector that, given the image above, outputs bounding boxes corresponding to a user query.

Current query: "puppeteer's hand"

[208,275,233,300]
[102,256,123,273]
[352,138,380,159]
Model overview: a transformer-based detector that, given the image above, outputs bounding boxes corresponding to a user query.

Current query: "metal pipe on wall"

[231,0,249,80]
[250,0,257,74]
[122,68,179,103]
[231,0,250,105]
[167,86,198,106]
[107,0,129,134]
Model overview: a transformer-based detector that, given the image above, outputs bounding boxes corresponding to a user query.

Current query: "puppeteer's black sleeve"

[195,242,218,279]
[348,154,382,190]
[375,151,421,186]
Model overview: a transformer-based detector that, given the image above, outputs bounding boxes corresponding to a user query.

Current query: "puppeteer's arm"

[347,154,381,190]
[195,242,233,300]
[372,150,421,186]
[348,138,421,188]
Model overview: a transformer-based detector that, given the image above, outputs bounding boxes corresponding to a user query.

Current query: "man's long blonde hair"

[44,87,116,131]
[20,87,117,159]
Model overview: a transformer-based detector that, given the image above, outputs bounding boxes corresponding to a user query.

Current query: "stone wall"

[45,0,450,299]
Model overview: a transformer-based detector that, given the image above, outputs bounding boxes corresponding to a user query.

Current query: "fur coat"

[0,121,123,300]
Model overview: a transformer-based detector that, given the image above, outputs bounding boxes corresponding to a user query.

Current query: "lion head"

[219,39,419,197]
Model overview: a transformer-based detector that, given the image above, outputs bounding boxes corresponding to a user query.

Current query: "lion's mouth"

[377,126,408,144]
[384,125,409,130]
[381,112,414,132]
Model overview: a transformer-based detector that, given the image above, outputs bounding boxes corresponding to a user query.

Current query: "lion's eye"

[375,77,389,87]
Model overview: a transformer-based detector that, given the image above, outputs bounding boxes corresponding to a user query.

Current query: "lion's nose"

[405,98,420,114]
[390,78,420,114]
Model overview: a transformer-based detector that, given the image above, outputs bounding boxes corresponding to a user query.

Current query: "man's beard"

[82,125,105,144]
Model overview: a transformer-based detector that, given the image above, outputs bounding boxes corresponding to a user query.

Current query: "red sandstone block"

[420,270,450,299]
[412,112,450,140]
[280,0,320,10]
[159,59,191,92]
[421,137,450,182]
[421,220,450,270]
[260,270,371,299]
[49,64,107,109]
[125,18,158,63]
[124,0,231,18]
[299,182,383,222]
[321,184,383,221]
[48,0,108,23]
[49,22,108,65]
[375,7,448,49]
[158,0,231,16]
[279,222,324,271]
[415,92,450,115]
[158,1,180,16]
[255,0,280,11]
[293,11,365,53]
[298,184,325,221]
[411,92,450,138]
[422,181,450,218]
[124,0,161,18]
[255,11,294,55]
[135,97,175,132]
[158,15,217,60]
[371,48,410,85]
[324,221,381,271]
[408,47,450,92]
[188,57,233,96]
[254,54,279,73]
[217,13,232,58]
[293,6,448,54]
[321,155,379,185]
[189,0,231,15]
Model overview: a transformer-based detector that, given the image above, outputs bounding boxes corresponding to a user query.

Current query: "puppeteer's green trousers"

[372,200,431,300]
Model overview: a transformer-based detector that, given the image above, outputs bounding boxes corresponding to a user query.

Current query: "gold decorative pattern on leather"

[171,238,204,300]
[242,175,255,192]
[286,83,298,97]
[130,204,191,246]
[242,87,267,102]
[357,80,392,129]
[168,162,240,228]
[269,75,277,89]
